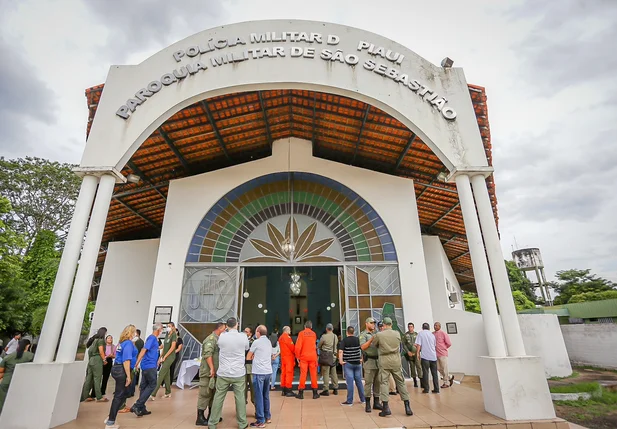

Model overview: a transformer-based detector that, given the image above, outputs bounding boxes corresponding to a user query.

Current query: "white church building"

[1,20,571,429]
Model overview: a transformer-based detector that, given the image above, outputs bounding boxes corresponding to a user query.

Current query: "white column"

[34,175,99,364]
[471,174,527,357]
[56,174,116,363]
[455,174,507,357]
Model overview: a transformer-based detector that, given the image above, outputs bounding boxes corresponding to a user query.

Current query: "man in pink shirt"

[433,322,454,388]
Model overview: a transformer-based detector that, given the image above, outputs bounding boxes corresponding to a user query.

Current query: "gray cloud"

[510,0,617,93]
[83,1,228,63]
[0,39,57,154]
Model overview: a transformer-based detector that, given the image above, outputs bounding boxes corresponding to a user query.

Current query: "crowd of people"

[0,314,453,426]
[193,316,454,427]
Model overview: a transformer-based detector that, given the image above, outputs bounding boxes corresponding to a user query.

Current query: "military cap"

[383,317,393,325]
[365,317,376,323]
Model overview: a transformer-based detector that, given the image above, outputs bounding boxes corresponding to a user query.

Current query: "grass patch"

[555,387,617,426]
[549,371,579,381]
[550,382,600,394]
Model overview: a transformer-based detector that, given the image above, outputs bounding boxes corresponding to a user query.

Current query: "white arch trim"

[82,20,488,172]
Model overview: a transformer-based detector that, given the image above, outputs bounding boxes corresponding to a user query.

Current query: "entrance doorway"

[240,266,342,337]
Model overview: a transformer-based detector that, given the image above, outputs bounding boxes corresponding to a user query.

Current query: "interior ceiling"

[86,85,498,293]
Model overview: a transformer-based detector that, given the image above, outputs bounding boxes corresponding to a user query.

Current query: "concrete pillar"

[56,174,116,363]
[34,174,99,364]
[455,174,507,357]
[472,173,527,357]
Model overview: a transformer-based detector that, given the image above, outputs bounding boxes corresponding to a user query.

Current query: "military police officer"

[196,322,227,426]
[359,317,382,413]
[368,317,413,417]
[403,322,423,388]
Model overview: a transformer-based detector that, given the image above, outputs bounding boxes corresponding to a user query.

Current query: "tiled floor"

[58,383,569,429]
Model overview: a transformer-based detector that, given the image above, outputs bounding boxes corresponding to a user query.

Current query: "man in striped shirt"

[338,326,365,406]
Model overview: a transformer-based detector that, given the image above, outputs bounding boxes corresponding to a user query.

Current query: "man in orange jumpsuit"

[294,320,319,400]
[278,326,296,397]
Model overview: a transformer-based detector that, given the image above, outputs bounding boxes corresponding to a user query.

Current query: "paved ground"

[58,380,569,429]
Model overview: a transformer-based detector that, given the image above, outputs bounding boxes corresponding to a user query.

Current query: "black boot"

[373,396,383,411]
[378,401,391,417]
[312,388,320,399]
[332,389,338,395]
[319,389,330,396]
[365,397,371,413]
[296,389,304,400]
[196,409,208,426]
[413,377,418,388]
[285,388,297,397]
[404,400,413,416]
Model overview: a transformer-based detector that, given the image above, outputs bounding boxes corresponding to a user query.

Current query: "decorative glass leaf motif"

[245,218,339,263]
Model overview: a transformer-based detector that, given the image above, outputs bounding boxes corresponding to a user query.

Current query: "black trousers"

[421,358,439,393]
[108,365,131,423]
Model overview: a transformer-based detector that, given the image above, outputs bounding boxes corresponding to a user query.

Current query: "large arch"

[186,172,397,264]
[81,20,488,173]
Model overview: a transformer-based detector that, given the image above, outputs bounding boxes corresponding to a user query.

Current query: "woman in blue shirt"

[105,325,137,429]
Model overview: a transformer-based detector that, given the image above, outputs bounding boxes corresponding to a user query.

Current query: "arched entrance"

[178,172,404,361]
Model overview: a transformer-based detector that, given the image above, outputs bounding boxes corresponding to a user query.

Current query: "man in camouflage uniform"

[196,322,227,426]
[403,322,422,388]
[368,317,413,417]
[359,317,382,413]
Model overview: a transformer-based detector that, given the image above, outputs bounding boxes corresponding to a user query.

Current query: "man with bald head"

[433,322,453,388]
[247,325,273,427]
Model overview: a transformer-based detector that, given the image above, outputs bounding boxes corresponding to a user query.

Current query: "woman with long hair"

[104,325,137,429]
[81,327,109,403]
[0,338,34,415]
[100,335,117,395]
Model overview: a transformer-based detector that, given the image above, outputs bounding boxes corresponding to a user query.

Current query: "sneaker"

[96,397,109,402]
[250,422,266,428]
[162,393,172,399]
[341,401,353,406]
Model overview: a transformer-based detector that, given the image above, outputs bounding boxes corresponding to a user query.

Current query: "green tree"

[551,269,616,305]
[23,230,60,308]
[0,157,80,251]
[512,290,536,310]
[463,292,481,314]
[506,260,536,302]
[0,197,29,333]
[568,290,617,304]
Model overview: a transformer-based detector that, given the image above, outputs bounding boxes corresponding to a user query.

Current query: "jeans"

[133,368,157,412]
[421,358,439,392]
[107,365,131,424]
[270,356,280,387]
[253,374,271,423]
[343,363,365,404]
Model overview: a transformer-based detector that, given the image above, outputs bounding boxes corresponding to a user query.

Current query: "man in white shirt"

[414,323,439,394]
[247,325,273,428]
[207,317,249,429]
[4,333,21,355]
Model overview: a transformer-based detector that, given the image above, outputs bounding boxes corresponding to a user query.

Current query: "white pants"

[437,356,449,383]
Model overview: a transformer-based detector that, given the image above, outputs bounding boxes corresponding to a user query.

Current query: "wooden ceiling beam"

[200,100,232,161]
[429,202,461,228]
[158,129,191,172]
[114,198,161,229]
[125,161,167,201]
[258,91,273,149]
[394,133,417,172]
[351,105,371,165]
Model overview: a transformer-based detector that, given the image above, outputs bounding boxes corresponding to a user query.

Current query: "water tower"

[512,248,552,306]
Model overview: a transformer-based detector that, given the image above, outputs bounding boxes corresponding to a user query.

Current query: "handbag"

[319,350,335,367]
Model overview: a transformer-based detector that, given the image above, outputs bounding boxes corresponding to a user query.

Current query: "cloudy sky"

[1,0,615,283]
